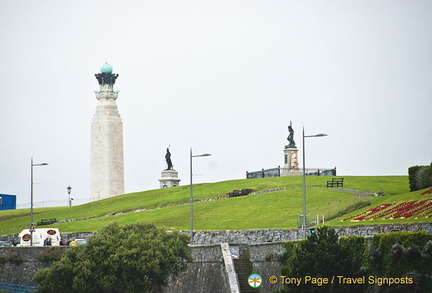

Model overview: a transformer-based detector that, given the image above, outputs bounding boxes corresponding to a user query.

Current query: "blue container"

[0,194,17,210]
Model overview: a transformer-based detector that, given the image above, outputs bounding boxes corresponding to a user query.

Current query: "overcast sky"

[1,0,431,208]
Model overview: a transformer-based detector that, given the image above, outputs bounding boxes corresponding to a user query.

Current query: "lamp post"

[30,158,49,246]
[67,185,72,207]
[302,128,327,239]
[190,148,211,243]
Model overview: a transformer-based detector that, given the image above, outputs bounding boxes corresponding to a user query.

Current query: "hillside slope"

[2,175,430,235]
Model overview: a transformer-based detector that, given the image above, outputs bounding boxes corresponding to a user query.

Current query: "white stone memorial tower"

[90,63,124,201]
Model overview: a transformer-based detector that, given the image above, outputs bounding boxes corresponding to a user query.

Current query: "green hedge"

[408,163,432,191]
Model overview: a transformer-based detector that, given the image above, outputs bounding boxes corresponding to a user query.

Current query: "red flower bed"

[387,200,432,219]
[421,188,432,195]
[342,204,393,222]
[343,200,432,222]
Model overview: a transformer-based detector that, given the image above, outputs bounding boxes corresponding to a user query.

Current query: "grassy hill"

[1,175,431,236]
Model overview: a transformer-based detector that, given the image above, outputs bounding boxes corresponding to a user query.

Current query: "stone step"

[234,259,259,293]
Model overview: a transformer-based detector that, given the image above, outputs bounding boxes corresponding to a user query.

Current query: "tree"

[279,226,365,293]
[34,223,191,293]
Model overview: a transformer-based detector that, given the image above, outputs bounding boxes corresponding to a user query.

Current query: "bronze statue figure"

[165,148,173,170]
[285,121,297,148]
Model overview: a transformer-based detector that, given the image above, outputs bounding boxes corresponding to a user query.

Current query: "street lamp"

[190,148,211,243]
[30,158,49,246]
[302,128,327,239]
[67,185,72,207]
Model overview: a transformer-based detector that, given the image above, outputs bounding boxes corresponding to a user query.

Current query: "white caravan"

[17,228,60,246]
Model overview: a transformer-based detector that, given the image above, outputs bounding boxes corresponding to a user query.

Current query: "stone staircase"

[234,258,259,293]
[221,243,261,293]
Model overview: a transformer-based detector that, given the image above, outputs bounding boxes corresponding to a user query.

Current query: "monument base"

[282,148,300,176]
[159,170,181,188]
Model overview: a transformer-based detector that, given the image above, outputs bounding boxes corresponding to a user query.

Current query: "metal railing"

[17,197,91,209]
[246,167,336,179]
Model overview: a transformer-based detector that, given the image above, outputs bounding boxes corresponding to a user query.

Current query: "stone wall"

[192,228,301,245]
[0,243,283,292]
[0,247,53,285]
[164,244,230,293]
[249,243,285,292]
[191,223,432,245]
[0,245,238,292]
[2,223,431,245]
[333,222,432,237]
[1,223,431,292]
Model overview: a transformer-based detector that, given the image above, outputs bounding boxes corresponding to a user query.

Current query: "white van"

[17,228,60,246]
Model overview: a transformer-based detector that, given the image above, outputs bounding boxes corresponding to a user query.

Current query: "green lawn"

[1,175,429,235]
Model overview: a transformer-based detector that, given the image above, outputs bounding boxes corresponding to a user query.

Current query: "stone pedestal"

[159,170,181,188]
[282,148,301,176]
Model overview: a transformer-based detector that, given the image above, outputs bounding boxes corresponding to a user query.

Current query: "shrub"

[34,222,191,293]
[421,240,432,259]
[279,230,432,292]
[368,231,432,292]
[279,227,365,293]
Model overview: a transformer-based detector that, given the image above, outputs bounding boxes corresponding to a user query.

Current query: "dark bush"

[369,231,432,292]
[279,227,365,293]
[34,222,191,293]
[408,164,432,191]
